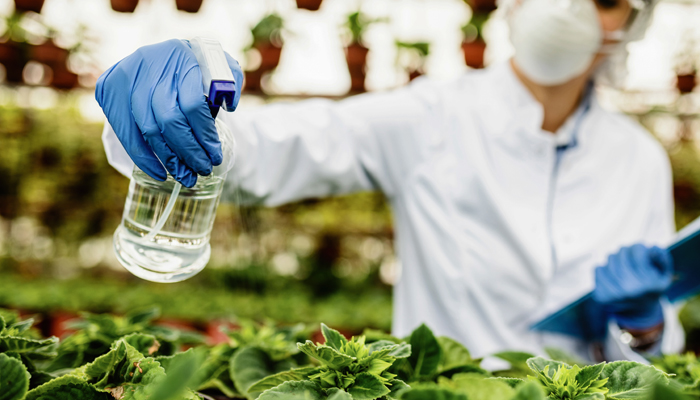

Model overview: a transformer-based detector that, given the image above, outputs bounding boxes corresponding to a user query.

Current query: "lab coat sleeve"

[604,140,684,359]
[217,81,438,206]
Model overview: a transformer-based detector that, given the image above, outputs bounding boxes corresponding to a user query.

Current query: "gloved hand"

[95,39,244,187]
[592,244,673,331]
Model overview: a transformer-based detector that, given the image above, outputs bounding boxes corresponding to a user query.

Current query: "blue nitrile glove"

[95,39,244,188]
[592,244,673,330]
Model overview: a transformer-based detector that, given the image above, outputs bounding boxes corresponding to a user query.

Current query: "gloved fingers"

[224,52,244,111]
[152,73,213,176]
[648,246,674,275]
[178,65,223,166]
[593,265,624,304]
[96,60,167,181]
[131,83,197,188]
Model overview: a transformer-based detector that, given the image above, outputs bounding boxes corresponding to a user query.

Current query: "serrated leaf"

[297,341,355,370]
[368,341,411,359]
[493,351,537,372]
[408,324,441,378]
[387,379,410,399]
[399,386,468,400]
[437,337,472,371]
[348,372,390,400]
[321,324,348,351]
[601,361,669,400]
[248,366,321,394]
[0,353,30,400]
[575,363,605,392]
[647,382,692,400]
[486,377,523,388]
[126,307,160,326]
[149,348,203,400]
[438,364,490,379]
[526,357,568,379]
[25,375,111,400]
[122,333,160,357]
[257,380,324,400]
[0,336,58,355]
[510,381,547,400]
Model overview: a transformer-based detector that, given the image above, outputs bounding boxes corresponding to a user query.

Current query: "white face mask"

[510,0,603,86]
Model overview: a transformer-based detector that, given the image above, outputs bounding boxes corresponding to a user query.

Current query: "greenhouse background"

[0,0,700,345]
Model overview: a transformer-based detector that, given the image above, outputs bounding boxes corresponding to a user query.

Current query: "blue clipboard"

[532,217,700,341]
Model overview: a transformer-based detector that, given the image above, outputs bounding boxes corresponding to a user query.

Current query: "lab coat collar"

[481,61,596,152]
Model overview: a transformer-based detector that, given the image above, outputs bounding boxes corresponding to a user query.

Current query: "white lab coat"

[103,61,684,363]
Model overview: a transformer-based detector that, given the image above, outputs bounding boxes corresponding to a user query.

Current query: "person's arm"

[217,85,436,206]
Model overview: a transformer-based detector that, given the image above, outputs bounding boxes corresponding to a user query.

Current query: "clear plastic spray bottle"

[113,37,236,283]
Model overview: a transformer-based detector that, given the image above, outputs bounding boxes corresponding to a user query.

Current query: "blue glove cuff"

[611,300,664,331]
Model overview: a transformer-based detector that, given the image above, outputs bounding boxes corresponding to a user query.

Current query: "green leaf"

[493,351,536,371]
[321,324,348,351]
[362,329,402,344]
[487,377,523,389]
[0,336,58,356]
[601,361,669,400]
[398,386,467,400]
[387,379,410,399]
[257,380,324,400]
[122,333,161,357]
[575,363,605,392]
[509,381,546,400]
[525,357,568,379]
[0,353,30,400]
[348,372,391,400]
[327,388,353,400]
[0,315,6,334]
[126,307,160,326]
[443,373,515,400]
[248,366,321,394]
[647,382,693,400]
[408,324,441,378]
[149,348,203,400]
[25,375,111,400]
[545,347,589,367]
[231,345,297,399]
[368,341,411,359]
[437,337,472,371]
[298,341,355,370]
[438,364,490,379]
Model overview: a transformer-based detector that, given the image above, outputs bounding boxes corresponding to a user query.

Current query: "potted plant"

[464,0,496,13]
[395,41,430,81]
[675,39,697,94]
[461,11,490,69]
[296,0,323,11]
[244,13,284,92]
[110,0,139,13]
[14,0,44,13]
[343,11,381,92]
[175,0,203,13]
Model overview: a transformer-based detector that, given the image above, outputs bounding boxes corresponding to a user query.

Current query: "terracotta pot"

[256,43,282,72]
[677,73,697,94]
[14,0,44,13]
[50,65,79,89]
[48,311,79,338]
[29,41,69,66]
[243,69,263,92]
[175,0,203,13]
[462,40,486,69]
[408,70,423,81]
[3,60,27,83]
[296,0,323,11]
[345,43,369,92]
[0,41,23,64]
[467,0,496,12]
[110,0,139,13]
[205,320,238,345]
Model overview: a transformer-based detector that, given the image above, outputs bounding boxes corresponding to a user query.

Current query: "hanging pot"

[110,0,139,13]
[175,0,203,13]
[29,41,69,67]
[345,43,369,92]
[296,0,323,11]
[462,40,486,69]
[676,73,697,94]
[14,0,45,13]
[51,65,79,89]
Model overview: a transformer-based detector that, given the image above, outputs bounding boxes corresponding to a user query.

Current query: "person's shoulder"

[593,106,670,171]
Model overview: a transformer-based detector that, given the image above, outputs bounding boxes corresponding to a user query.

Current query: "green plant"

[461,11,490,43]
[344,11,385,46]
[250,13,284,48]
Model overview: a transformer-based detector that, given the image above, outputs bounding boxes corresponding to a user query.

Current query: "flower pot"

[676,73,697,94]
[296,0,323,11]
[345,43,369,92]
[175,0,203,13]
[462,40,486,69]
[110,0,139,13]
[29,41,69,67]
[14,0,44,13]
[256,43,282,72]
[467,0,497,12]
[50,65,79,89]
[408,70,423,81]
[243,69,263,92]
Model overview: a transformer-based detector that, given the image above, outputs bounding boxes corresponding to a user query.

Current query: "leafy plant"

[461,11,490,43]
[344,11,386,46]
[250,13,284,48]
[527,357,608,400]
